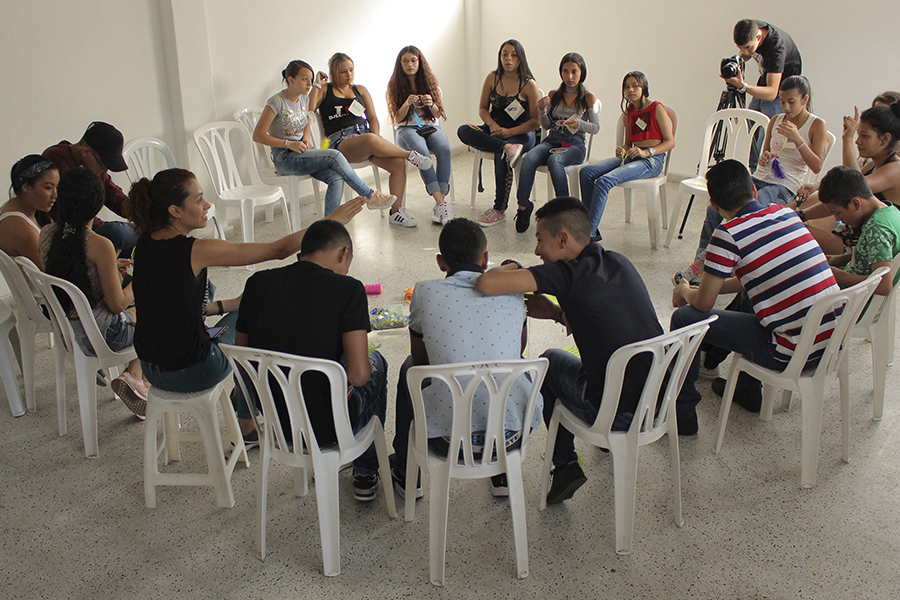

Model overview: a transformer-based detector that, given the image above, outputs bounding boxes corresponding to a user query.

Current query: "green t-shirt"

[845,205,900,276]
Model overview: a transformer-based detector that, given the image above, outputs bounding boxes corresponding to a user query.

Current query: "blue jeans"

[349,351,389,476]
[95,220,138,257]
[694,177,794,261]
[580,154,665,233]
[748,96,783,173]
[395,126,452,196]
[516,132,586,208]
[457,123,535,211]
[271,147,374,216]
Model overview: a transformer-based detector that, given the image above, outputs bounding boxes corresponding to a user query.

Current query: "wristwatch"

[648,147,655,156]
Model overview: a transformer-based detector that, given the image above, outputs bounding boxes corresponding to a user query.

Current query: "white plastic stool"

[143,382,249,508]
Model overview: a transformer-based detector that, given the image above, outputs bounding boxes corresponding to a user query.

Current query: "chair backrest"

[406,358,548,470]
[855,254,900,329]
[0,250,50,328]
[122,137,177,184]
[16,258,118,360]
[693,108,770,178]
[782,266,889,381]
[219,344,358,460]
[309,110,327,150]
[805,130,837,185]
[233,107,277,176]
[589,316,716,444]
[192,121,260,197]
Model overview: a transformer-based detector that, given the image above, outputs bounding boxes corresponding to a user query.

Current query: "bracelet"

[795,141,806,151]
[313,82,322,89]
[216,300,224,315]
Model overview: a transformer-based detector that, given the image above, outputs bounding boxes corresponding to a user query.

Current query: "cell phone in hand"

[207,326,228,340]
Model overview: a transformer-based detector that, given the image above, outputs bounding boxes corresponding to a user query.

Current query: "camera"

[720,55,745,80]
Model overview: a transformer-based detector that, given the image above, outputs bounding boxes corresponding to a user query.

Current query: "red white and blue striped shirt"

[705,201,841,363]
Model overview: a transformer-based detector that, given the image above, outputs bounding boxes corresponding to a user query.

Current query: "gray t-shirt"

[265,92,309,141]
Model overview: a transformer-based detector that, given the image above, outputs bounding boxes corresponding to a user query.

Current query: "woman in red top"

[579,71,674,240]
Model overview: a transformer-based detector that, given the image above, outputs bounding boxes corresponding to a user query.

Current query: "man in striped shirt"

[671,160,840,433]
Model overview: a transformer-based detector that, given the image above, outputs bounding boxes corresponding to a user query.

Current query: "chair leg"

[280,197,292,235]
[144,403,160,508]
[568,168,580,201]
[872,327,889,421]
[647,188,660,250]
[311,179,323,217]
[163,412,181,463]
[714,366,742,454]
[470,155,480,209]
[759,384,778,422]
[840,354,851,464]
[257,436,271,560]
[241,201,255,244]
[428,464,452,586]
[74,357,100,459]
[610,440,639,555]
[624,188,633,223]
[404,428,417,522]
[0,328,25,417]
[196,401,235,508]
[664,190,686,248]
[19,321,37,412]
[313,468,341,576]
[660,184,669,229]
[54,343,66,435]
[373,421,398,519]
[293,466,309,497]
[798,378,827,489]
[667,418,684,528]
[506,456,529,579]
[539,412,560,511]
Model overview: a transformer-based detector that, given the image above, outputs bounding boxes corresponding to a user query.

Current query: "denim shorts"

[73,310,135,357]
[326,123,369,150]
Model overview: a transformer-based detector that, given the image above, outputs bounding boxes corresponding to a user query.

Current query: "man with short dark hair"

[235,219,389,502]
[42,121,138,254]
[391,218,537,499]
[671,160,840,422]
[818,166,900,296]
[476,197,662,505]
[727,19,802,170]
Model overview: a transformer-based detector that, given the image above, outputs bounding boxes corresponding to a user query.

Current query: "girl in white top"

[0,155,58,267]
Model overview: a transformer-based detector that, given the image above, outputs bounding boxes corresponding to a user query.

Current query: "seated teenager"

[391,218,539,499]
[671,160,840,418]
[234,220,387,502]
[40,168,148,418]
[1,155,58,267]
[475,197,663,505]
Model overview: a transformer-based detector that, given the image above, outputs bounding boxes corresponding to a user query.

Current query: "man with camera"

[723,19,802,170]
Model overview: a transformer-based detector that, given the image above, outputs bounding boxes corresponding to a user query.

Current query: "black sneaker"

[711,376,762,413]
[591,231,603,243]
[546,460,587,505]
[676,411,699,436]
[242,429,259,450]
[514,203,534,233]
[490,474,509,497]
[353,473,378,502]
[389,453,422,500]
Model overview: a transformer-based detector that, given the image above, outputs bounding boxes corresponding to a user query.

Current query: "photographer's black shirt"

[753,20,802,86]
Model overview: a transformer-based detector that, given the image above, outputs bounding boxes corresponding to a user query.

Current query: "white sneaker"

[698,350,720,380]
[407,151,433,171]
[389,207,418,227]
[432,202,453,225]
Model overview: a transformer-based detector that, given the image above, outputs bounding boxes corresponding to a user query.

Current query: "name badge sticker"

[505,99,524,120]
[635,117,648,131]
[349,99,366,117]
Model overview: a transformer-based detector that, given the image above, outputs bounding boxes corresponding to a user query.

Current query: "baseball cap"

[82,121,127,172]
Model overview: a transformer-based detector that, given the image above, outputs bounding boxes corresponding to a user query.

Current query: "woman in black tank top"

[311,52,434,228]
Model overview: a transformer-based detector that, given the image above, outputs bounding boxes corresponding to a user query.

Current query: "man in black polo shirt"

[476,197,663,504]
[726,19,802,171]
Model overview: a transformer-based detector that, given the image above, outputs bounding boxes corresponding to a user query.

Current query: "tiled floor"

[2,151,898,599]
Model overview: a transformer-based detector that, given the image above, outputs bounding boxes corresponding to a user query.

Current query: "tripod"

[673,86,747,240]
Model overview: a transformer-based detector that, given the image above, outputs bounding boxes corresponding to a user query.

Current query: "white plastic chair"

[404,358,549,585]
[0,299,25,417]
[18,259,137,459]
[531,98,602,202]
[539,317,715,555]
[123,136,226,239]
[143,381,249,508]
[850,254,900,421]
[614,105,677,250]
[0,250,61,416]
[664,108,770,248]
[391,126,456,208]
[220,344,397,577]
[714,267,888,488]
[233,107,323,231]
[192,121,292,245]
[309,111,383,206]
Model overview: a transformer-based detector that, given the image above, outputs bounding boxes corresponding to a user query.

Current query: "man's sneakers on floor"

[406,150,433,171]
[546,460,587,505]
[477,208,506,227]
[241,429,260,450]
[353,473,378,502]
[676,411,699,436]
[389,453,423,500]
[389,207,418,227]
[432,202,453,225]
[365,189,396,210]
[514,202,534,233]
[672,262,703,286]
[712,376,763,413]
[490,474,509,497]
[698,350,721,380]
[505,143,523,168]
[111,372,148,419]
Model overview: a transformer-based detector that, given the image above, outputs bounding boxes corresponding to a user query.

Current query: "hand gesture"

[494,126,511,139]
[758,149,772,168]
[315,71,328,85]
[538,96,551,110]
[117,258,133,277]
[488,122,503,136]
[776,120,801,145]
[327,195,366,224]
[406,94,419,107]
[842,106,860,142]
[626,146,646,159]
[724,72,744,90]
[563,117,578,130]
[524,293,560,320]
[615,146,627,159]
[420,94,433,107]
[671,281,690,308]
[796,182,818,199]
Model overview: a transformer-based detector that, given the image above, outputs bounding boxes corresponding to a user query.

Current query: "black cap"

[83,121,127,172]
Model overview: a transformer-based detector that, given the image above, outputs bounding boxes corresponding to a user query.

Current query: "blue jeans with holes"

[580,153,665,233]
[271,147,374,216]
[395,126,452,196]
[516,132,586,208]
[457,123,535,211]
[748,96,783,173]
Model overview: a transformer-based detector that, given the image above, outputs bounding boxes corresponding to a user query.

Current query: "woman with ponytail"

[40,167,148,418]
[128,168,364,441]
[1,155,58,266]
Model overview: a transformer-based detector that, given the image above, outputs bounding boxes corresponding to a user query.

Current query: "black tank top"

[133,235,210,370]
[489,76,531,129]
[319,84,368,136]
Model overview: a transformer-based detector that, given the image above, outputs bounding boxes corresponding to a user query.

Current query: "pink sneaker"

[366,189,396,210]
[477,209,506,227]
[111,372,148,419]
[505,144,524,168]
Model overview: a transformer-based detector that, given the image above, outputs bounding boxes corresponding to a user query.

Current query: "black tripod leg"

[677,194,695,240]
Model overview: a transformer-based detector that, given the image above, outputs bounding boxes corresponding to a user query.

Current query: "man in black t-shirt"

[476,197,663,505]
[235,220,388,502]
[727,19,802,171]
